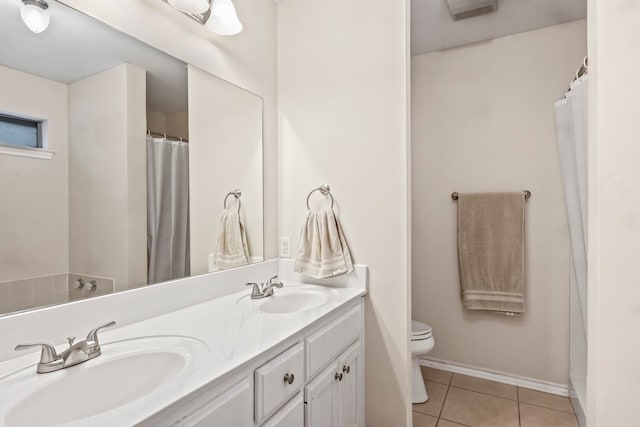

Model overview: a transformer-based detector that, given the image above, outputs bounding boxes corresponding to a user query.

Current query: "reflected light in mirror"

[206,0,243,36]
[20,0,50,34]
[168,0,209,14]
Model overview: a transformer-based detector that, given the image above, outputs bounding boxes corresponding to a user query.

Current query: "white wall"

[0,65,69,282]
[411,20,586,384]
[587,2,640,425]
[277,0,411,425]
[68,64,147,291]
[188,65,263,274]
[147,109,189,140]
[59,0,278,260]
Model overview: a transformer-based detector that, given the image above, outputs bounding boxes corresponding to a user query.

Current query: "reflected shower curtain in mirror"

[554,76,588,335]
[147,137,190,284]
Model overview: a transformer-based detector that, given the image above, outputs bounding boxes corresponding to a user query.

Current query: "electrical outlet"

[280,237,291,258]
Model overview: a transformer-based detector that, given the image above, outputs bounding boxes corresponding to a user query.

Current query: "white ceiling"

[0,0,188,113]
[411,0,587,56]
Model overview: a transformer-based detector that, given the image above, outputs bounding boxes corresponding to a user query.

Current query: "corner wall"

[277,0,411,425]
[587,1,640,425]
[411,20,586,384]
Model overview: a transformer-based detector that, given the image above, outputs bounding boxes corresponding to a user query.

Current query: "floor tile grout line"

[438,415,473,427]
[447,385,519,403]
[518,401,577,415]
[437,383,452,420]
[517,386,522,427]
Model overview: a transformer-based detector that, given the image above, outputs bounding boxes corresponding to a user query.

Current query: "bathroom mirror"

[0,0,264,316]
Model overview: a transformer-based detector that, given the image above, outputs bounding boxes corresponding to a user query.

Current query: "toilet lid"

[411,320,432,336]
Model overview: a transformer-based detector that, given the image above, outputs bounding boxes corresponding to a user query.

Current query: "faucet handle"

[15,342,60,364]
[266,275,279,285]
[246,282,262,297]
[86,321,116,344]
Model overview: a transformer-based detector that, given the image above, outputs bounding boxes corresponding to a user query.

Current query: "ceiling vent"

[446,0,498,21]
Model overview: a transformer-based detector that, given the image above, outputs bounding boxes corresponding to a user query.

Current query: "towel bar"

[451,190,531,201]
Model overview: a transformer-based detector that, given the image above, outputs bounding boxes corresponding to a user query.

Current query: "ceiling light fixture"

[167,0,210,15]
[20,0,50,34]
[205,0,243,35]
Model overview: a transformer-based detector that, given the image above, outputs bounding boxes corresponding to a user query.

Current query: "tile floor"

[413,367,579,427]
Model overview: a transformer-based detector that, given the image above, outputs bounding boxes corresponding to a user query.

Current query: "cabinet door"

[262,393,304,427]
[337,342,361,427]
[179,377,253,427]
[305,361,339,427]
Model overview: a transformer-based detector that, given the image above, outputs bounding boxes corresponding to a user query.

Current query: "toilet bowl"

[411,320,434,404]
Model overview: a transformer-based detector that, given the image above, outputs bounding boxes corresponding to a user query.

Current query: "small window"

[0,113,43,149]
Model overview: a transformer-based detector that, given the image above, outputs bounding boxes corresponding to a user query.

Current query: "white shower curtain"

[147,137,190,284]
[554,76,588,336]
[554,74,588,412]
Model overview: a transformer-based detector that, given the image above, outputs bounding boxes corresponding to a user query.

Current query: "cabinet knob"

[335,372,343,381]
[283,373,295,385]
[343,365,350,374]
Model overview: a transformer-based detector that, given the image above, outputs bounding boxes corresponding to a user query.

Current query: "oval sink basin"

[260,289,328,313]
[3,335,208,427]
[236,285,339,314]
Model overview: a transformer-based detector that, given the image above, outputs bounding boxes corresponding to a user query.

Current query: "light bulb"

[20,0,50,34]
[168,0,210,15]
[206,0,243,36]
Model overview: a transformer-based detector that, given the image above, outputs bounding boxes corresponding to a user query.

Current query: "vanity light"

[20,0,50,34]
[168,0,210,14]
[205,0,243,36]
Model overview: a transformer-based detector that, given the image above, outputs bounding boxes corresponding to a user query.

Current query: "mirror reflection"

[0,0,264,316]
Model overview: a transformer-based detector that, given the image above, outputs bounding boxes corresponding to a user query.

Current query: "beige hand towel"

[214,209,250,269]
[457,192,525,314]
[294,208,354,279]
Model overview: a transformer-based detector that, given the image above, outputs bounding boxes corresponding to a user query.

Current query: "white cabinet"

[305,361,340,427]
[304,341,362,427]
[175,377,253,427]
[262,393,305,427]
[155,300,364,427]
[255,342,305,424]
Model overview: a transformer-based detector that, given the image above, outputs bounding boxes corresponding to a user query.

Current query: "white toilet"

[411,320,435,404]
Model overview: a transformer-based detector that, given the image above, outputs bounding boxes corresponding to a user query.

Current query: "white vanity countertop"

[0,282,366,426]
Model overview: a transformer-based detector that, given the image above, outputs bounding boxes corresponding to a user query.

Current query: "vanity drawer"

[255,342,304,424]
[305,304,361,378]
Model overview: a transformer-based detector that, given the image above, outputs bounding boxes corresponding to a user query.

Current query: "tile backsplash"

[0,272,115,315]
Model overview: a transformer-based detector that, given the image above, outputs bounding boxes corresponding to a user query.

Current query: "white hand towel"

[294,208,353,279]
[214,209,250,269]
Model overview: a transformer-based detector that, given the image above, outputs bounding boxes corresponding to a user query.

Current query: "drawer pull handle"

[283,373,295,385]
[343,365,350,374]
[335,372,343,381]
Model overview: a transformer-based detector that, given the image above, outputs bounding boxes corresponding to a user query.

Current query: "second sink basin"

[236,284,339,314]
[2,335,208,427]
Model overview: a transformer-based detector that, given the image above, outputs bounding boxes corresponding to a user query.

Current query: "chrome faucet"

[245,275,284,299]
[15,321,116,374]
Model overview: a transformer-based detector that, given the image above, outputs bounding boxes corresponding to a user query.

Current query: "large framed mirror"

[0,0,264,316]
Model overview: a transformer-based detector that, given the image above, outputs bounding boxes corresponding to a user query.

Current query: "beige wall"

[60,0,278,260]
[411,20,586,384]
[587,2,640,425]
[147,109,189,140]
[188,65,263,274]
[277,0,411,425]
[69,64,147,291]
[0,65,69,282]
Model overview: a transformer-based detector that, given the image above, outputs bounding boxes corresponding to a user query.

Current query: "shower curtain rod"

[147,130,189,143]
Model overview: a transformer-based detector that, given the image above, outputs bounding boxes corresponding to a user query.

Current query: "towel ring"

[224,189,242,213]
[306,184,334,210]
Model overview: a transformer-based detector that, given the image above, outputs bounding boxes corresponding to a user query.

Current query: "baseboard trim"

[419,357,569,397]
